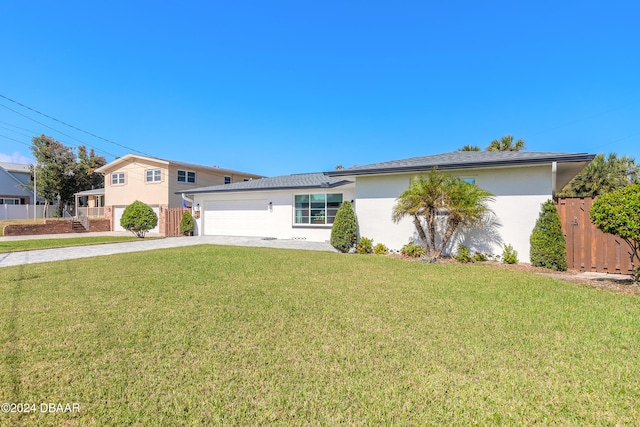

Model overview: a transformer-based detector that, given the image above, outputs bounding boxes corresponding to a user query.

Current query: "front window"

[224,176,232,184]
[146,169,161,182]
[0,198,20,205]
[294,193,343,225]
[177,170,196,183]
[460,177,476,185]
[111,172,125,185]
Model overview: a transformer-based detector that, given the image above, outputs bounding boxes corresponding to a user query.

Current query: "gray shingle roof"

[181,173,353,195]
[325,151,596,176]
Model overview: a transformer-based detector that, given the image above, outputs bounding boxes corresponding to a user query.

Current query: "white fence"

[0,205,55,220]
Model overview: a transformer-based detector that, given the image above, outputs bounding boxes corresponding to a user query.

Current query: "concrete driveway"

[0,234,337,268]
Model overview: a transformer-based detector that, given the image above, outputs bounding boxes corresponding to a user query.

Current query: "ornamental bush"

[530,200,567,271]
[356,237,373,254]
[454,245,473,263]
[501,244,518,264]
[591,183,640,282]
[120,200,158,238]
[373,243,388,255]
[401,241,426,258]
[180,211,195,236]
[330,201,357,253]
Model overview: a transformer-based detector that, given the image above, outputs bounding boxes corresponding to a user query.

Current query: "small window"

[111,172,125,185]
[0,198,20,205]
[224,176,232,185]
[243,178,251,182]
[177,170,196,183]
[146,169,161,183]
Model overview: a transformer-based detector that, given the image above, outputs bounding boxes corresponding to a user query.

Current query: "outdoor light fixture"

[268,201,273,211]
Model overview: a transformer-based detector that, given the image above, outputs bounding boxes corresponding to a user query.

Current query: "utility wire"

[0,94,150,157]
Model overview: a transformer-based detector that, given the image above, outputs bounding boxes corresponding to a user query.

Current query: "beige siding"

[104,157,169,207]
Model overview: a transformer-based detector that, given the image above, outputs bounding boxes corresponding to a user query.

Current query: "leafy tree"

[558,153,639,197]
[486,134,526,152]
[392,168,494,259]
[530,200,567,271]
[30,135,78,217]
[590,183,640,282]
[330,201,357,253]
[76,145,106,190]
[120,200,158,238]
[458,145,481,151]
[180,211,195,236]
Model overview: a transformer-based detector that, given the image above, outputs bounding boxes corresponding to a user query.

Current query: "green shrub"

[530,200,567,271]
[120,200,158,238]
[454,245,473,263]
[401,242,426,258]
[501,244,518,264]
[330,201,358,253]
[180,211,195,236]
[373,243,388,255]
[591,183,640,282]
[356,237,374,254]
[473,252,488,262]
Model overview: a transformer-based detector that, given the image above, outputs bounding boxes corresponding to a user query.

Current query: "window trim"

[177,169,197,184]
[111,172,125,186]
[145,168,162,183]
[293,193,343,226]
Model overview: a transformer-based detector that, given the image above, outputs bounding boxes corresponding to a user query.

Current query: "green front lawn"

[1,246,639,425]
[0,236,155,253]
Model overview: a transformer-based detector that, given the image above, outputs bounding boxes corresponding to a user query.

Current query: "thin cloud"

[0,151,32,164]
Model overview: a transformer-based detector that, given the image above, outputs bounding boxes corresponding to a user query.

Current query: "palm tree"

[558,153,640,197]
[486,135,526,151]
[392,168,494,259]
[458,145,481,151]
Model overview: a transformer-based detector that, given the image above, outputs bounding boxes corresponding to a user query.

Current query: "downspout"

[181,193,194,206]
[551,161,557,198]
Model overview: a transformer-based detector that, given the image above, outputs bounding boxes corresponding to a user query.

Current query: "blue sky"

[1,1,638,176]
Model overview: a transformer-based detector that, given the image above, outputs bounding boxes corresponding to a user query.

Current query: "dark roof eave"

[176,180,352,195]
[325,154,596,177]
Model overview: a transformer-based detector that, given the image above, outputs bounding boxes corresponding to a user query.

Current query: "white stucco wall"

[354,165,552,261]
[192,185,356,242]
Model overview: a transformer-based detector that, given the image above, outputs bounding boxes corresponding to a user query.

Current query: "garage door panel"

[203,199,267,236]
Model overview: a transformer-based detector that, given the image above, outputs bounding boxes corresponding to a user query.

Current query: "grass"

[0,236,158,253]
[1,246,640,425]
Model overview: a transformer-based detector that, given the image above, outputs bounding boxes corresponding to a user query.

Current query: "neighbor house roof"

[74,188,105,197]
[0,162,31,174]
[325,151,596,176]
[96,153,264,179]
[181,173,354,195]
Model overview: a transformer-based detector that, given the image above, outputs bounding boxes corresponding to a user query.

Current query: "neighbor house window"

[0,198,20,205]
[294,193,343,225]
[177,170,196,183]
[146,169,161,182]
[111,172,125,185]
[224,176,232,184]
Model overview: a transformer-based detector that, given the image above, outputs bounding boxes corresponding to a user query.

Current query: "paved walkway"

[0,233,337,268]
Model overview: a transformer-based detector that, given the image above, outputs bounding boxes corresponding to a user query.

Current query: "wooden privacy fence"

[556,198,634,274]
[163,207,189,237]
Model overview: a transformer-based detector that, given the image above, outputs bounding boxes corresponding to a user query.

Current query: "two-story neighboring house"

[96,154,263,234]
[0,162,34,205]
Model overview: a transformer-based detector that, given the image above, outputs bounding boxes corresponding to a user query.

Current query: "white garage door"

[113,206,160,233]
[203,199,267,236]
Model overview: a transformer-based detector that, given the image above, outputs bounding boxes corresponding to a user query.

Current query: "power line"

[0,94,151,157]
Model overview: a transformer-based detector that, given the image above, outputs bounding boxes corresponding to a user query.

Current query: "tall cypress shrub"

[330,201,357,253]
[530,200,567,271]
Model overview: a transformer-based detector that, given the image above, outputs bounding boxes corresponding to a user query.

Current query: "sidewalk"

[0,234,337,268]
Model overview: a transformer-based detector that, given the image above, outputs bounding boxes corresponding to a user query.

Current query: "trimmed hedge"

[330,201,357,253]
[530,200,567,271]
